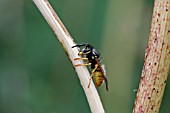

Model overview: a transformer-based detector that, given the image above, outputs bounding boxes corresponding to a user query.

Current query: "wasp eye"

[83,47,91,53]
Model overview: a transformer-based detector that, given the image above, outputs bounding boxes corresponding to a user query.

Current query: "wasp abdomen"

[94,71,104,87]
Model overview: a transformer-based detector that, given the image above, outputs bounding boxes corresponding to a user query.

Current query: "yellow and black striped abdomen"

[93,70,104,87]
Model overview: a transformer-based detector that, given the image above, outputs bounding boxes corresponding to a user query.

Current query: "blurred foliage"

[0,0,169,113]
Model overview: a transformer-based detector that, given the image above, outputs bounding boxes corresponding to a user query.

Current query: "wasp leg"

[74,58,88,61]
[88,64,98,88]
[75,63,91,67]
[88,74,93,88]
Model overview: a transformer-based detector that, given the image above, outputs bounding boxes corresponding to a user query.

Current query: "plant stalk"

[33,0,105,113]
[133,0,170,113]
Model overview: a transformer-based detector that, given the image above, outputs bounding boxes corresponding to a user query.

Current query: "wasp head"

[72,43,93,56]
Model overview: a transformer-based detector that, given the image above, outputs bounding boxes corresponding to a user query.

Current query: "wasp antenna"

[72,45,77,48]
[72,43,89,48]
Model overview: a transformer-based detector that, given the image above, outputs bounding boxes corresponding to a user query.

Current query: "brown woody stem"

[133,0,170,113]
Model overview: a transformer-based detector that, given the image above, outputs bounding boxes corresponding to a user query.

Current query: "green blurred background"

[0,0,169,113]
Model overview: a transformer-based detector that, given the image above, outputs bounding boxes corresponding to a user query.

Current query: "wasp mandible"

[72,43,108,91]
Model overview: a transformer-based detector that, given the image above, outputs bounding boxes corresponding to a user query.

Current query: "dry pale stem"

[33,0,105,113]
[133,0,170,113]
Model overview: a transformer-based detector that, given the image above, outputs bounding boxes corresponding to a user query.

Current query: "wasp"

[72,43,108,91]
